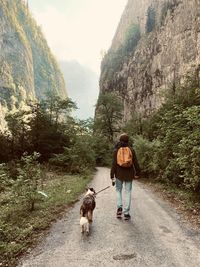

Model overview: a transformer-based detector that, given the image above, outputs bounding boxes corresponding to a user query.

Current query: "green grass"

[0,171,93,267]
[156,182,200,210]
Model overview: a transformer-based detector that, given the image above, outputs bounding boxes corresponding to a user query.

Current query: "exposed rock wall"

[0,0,67,122]
[99,0,200,120]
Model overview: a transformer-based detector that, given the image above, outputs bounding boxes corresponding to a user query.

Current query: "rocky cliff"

[0,0,67,126]
[99,0,200,120]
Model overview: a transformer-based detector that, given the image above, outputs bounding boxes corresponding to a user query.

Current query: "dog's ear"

[90,188,96,194]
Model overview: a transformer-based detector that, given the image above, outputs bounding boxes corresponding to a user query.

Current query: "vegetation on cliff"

[95,72,200,195]
[15,0,66,98]
[124,75,200,193]
[0,0,66,115]
[146,5,156,33]
[101,23,141,81]
[98,1,199,190]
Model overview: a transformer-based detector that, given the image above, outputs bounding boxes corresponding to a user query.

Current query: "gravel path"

[19,167,200,267]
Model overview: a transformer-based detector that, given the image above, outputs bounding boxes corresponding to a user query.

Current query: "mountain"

[0,0,67,125]
[98,0,200,120]
[60,60,99,119]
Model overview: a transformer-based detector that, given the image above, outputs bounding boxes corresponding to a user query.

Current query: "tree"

[27,96,76,161]
[5,110,31,158]
[43,91,77,125]
[123,23,141,54]
[128,74,200,192]
[95,93,123,142]
[50,118,96,173]
[12,152,42,211]
[146,6,156,33]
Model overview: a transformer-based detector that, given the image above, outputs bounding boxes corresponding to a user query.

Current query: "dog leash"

[95,186,110,195]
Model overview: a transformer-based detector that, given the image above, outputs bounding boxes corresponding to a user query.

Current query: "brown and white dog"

[80,188,96,234]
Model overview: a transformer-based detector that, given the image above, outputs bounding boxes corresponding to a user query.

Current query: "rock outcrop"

[0,0,67,124]
[99,0,200,120]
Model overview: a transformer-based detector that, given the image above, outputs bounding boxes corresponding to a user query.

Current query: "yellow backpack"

[117,147,133,167]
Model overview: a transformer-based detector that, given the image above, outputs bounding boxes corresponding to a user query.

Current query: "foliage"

[0,0,66,108]
[126,75,200,192]
[0,164,10,192]
[133,135,161,175]
[42,91,77,125]
[95,93,123,142]
[12,152,42,211]
[93,93,124,166]
[0,93,96,265]
[17,0,67,98]
[0,132,11,162]
[172,106,200,190]
[123,23,141,54]
[93,134,113,166]
[0,93,98,175]
[0,95,76,163]
[101,24,141,76]
[146,6,156,33]
[0,170,93,267]
[50,119,96,173]
[5,110,31,158]
[123,113,143,138]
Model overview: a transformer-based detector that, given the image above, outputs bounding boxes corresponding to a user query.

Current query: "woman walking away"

[110,133,140,220]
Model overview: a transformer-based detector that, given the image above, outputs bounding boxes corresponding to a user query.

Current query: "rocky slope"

[99,0,200,120]
[0,0,67,126]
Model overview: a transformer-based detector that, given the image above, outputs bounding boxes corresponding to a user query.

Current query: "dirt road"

[19,167,200,267]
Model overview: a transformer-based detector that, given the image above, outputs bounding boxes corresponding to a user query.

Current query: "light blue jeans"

[116,178,133,215]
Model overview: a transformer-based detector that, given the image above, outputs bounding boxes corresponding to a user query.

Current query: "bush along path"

[0,94,97,267]
[126,75,200,194]
[0,158,93,267]
[19,168,200,267]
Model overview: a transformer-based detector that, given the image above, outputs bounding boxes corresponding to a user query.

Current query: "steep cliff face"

[99,0,200,120]
[0,0,67,124]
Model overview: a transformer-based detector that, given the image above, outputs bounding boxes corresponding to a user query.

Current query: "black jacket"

[110,141,140,181]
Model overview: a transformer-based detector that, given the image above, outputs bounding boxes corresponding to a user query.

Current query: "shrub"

[175,106,200,191]
[133,135,161,176]
[126,74,200,192]
[12,152,43,211]
[50,139,95,174]
[123,23,141,54]
[152,78,200,188]
[93,135,113,166]
[0,164,9,192]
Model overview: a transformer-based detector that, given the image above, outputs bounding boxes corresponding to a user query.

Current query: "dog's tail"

[80,216,89,226]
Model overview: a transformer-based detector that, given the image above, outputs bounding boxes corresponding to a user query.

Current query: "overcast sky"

[29,0,127,75]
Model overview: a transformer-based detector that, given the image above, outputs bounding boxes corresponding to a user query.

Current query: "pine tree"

[146,6,156,33]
